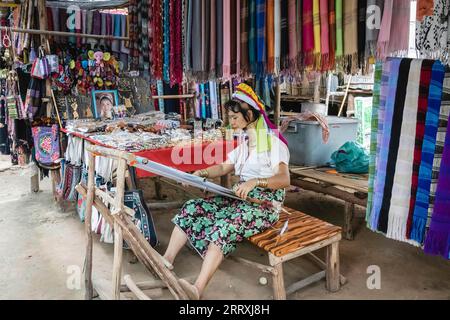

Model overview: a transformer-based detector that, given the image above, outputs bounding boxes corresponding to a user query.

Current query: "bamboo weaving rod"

[0,26,130,41]
[151,94,195,100]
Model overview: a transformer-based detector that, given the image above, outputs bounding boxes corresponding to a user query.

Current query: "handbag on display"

[30,47,50,80]
[31,124,60,166]
[6,95,18,120]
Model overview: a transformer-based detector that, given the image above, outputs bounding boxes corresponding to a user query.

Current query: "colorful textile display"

[31,125,60,166]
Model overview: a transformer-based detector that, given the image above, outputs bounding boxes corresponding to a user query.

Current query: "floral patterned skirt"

[172,185,286,258]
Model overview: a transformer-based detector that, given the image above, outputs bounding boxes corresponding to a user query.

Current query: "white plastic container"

[284,116,359,166]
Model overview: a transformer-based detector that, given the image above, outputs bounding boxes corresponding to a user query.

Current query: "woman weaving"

[163,83,291,300]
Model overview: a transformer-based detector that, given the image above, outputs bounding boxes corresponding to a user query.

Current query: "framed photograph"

[92,90,119,120]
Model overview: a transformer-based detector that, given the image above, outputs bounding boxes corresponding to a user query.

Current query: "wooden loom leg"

[84,153,96,300]
[272,263,286,300]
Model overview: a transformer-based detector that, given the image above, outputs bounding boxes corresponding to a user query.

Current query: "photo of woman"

[92,90,119,120]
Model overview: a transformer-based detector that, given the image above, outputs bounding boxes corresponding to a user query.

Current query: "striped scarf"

[328,0,336,70]
[386,59,422,242]
[280,0,289,71]
[256,0,267,78]
[312,0,321,70]
[335,0,343,61]
[241,0,250,76]
[406,60,434,239]
[319,0,329,71]
[267,0,275,74]
[410,61,445,245]
[366,62,383,224]
[343,0,358,74]
[288,0,298,72]
[163,0,171,83]
[249,0,257,74]
[274,0,281,75]
[302,0,314,68]
[370,58,401,231]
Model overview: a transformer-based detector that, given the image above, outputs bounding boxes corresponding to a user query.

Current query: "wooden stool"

[232,208,344,300]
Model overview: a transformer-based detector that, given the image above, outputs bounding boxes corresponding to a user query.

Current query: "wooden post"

[112,159,127,299]
[50,170,61,201]
[343,202,355,241]
[326,242,340,292]
[274,83,281,129]
[30,166,39,193]
[84,153,96,300]
[272,263,286,300]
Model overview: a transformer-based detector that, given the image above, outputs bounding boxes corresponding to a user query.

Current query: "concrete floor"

[0,156,449,300]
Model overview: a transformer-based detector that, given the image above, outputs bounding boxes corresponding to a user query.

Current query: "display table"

[290,166,368,240]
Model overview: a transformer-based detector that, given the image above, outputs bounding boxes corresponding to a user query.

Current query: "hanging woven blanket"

[406,60,435,239]
[424,112,450,259]
[288,0,298,72]
[410,61,445,245]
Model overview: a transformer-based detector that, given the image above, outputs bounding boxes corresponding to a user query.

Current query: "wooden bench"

[231,207,344,300]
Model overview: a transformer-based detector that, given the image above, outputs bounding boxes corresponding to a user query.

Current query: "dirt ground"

[0,156,449,300]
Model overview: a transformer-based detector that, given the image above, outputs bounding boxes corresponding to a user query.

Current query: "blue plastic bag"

[331,142,369,174]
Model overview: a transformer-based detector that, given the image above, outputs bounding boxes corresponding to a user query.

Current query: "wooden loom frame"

[75,144,190,300]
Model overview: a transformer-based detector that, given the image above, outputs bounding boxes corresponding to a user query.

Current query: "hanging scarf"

[366,62,383,224]
[302,0,314,68]
[256,0,266,78]
[241,0,250,76]
[112,15,121,54]
[335,0,343,62]
[424,113,450,259]
[170,0,176,84]
[388,0,410,56]
[288,0,298,72]
[274,0,281,75]
[280,0,289,71]
[296,0,303,70]
[312,0,321,70]
[365,0,384,60]
[377,58,413,234]
[203,0,210,74]
[191,0,203,77]
[370,58,401,231]
[152,0,163,79]
[216,0,224,78]
[377,0,393,59]
[230,0,238,75]
[319,0,329,71]
[267,0,275,74]
[416,0,450,65]
[50,8,60,43]
[172,0,183,85]
[237,0,241,76]
[223,0,231,79]
[210,0,217,77]
[163,0,170,82]
[386,59,422,242]
[358,0,367,71]
[328,0,336,70]
[343,0,358,74]
[406,60,434,239]
[249,0,257,74]
[410,61,445,244]
[185,0,193,76]
[210,81,219,119]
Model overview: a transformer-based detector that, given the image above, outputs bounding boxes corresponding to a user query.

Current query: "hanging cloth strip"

[376,0,393,59]
[236,0,241,76]
[288,0,298,73]
[343,0,358,74]
[366,62,383,224]
[248,0,257,75]
[410,61,445,244]
[203,0,211,76]
[357,0,367,71]
[210,0,217,77]
[230,0,238,76]
[365,0,384,61]
[335,0,343,64]
[319,0,329,71]
[406,59,434,239]
[223,0,231,79]
[274,0,281,75]
[163,0,170,83]
[240,0,250,76]
[267,0,275,74]
[152,0,163,79]
[369,58,401,231]
[296,0,303,70]
[256,0,266,79]
[328,0,336,70]
[280,0,289,71]
[377,58,413,234]
[388,0,410,57]
[216,0,224,78]
[312,0,321,70]
[424,112,450,259]
[191,0,203,79]
[386,59,423,243]
[302,0,314,69]
[185,0,193,77]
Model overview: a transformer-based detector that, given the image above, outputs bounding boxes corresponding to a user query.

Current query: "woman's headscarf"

[232,83,288,153]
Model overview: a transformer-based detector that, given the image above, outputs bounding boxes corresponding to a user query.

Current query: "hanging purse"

[31,47,50,80]
[31,124,61,166]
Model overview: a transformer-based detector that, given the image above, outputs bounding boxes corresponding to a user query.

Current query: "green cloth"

[335,0,343,57]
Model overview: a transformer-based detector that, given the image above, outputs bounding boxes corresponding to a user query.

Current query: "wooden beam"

[84,153,96,300]
[123,275,151,300]
[286,271,326,296]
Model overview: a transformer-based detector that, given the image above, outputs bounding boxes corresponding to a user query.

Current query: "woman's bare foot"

[178,279,200,300]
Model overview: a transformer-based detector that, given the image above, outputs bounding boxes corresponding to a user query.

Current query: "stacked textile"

[366,58,450,260]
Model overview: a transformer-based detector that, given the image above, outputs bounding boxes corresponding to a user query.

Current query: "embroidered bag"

[31,125,60,166]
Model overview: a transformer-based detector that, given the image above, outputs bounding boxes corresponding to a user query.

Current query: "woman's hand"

[234,179,258,200]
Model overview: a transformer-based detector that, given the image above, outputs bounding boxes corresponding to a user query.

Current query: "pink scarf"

[388,0,410,55]
[320,0,330,71]
[288,0,298,71]
[223,0,231,79]
[377,0,393,59]
[302,0,315,67]
[236,0,241,76]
